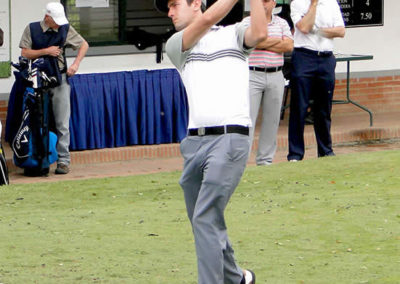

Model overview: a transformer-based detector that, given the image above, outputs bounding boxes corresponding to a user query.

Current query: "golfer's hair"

[186,0,206,12]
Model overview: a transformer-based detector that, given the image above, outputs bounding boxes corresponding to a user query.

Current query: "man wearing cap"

[246,0,293,166]
[287,0,345,161]
[154,0,267,283]
[19,2,89,174]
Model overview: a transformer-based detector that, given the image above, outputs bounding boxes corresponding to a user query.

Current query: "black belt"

[295,47,333,57]
[188,125,249,136]
[249,66,283,73]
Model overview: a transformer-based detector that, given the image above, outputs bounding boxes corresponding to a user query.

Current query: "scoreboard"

[338,0,384,27]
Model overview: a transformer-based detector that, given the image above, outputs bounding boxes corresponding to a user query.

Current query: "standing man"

[247,0,293,166]
[154,0,267,283]
[287,0,345,161]
[19,2,89,174]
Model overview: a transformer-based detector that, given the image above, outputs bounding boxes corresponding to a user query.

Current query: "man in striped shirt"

[247,0,293,165]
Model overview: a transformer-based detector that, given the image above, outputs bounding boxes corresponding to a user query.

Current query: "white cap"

[45,2,69,26]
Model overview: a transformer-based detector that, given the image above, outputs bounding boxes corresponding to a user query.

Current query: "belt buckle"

[198,127,205,136]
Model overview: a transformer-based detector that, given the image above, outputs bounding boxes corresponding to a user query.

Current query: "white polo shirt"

[166,23,252,129]
[291,0,345,52]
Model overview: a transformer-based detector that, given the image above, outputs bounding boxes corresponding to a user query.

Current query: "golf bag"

[11,57,58,176]
[0,121,9,185]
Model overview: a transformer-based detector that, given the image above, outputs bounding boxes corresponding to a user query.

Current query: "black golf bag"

[11,57,58,176]
[0,122,9,185]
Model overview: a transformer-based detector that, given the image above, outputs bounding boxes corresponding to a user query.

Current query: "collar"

[269,15,278,25]
[40,20,59,32]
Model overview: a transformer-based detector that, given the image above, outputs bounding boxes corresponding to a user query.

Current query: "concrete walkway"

[5,111,400,184]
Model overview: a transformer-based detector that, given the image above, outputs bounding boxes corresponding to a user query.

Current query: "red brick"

[367,82,386,88]
[377,76,394,81]
[359,77,376,83]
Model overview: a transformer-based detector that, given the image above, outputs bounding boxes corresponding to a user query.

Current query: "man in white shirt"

[288,0,345,161]
[154,0,267,283]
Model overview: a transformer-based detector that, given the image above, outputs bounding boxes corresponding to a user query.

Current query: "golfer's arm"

[244,0,268,47]
[182,0,238,51]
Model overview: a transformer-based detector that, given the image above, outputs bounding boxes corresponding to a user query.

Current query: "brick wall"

[1,74,399,135]
[332,75,400,115]
[280,74,400,119]
[0,100,7,137]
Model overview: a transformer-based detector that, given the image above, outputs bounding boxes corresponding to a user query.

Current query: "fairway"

[1,150,399,283]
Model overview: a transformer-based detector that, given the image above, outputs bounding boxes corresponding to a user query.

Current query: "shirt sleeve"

[19,25,32,49]
[332,1,345,27]
[236,19,253,55]
[290,0,305,26]
[65,25,85,50]
[165,31,190,71]
[281,18,294,39]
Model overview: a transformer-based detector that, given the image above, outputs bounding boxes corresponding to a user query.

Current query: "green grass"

[1,150,399,283]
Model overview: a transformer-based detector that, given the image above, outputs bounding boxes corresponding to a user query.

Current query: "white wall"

[0,0,52,97]
[1,0,399,97]
[334,0,400,73]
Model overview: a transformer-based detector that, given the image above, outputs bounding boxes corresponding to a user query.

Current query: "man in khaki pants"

[246,0,293,165]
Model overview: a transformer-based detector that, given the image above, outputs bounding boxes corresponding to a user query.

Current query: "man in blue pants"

[287,0,345,161]
[155,0,267,282]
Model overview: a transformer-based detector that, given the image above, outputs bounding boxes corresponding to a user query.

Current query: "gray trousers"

[249,70,285,165]
[50,74,71,165]
[179,133,249,284]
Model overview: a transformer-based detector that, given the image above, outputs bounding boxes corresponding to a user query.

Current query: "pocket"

[180,137,199,161]
[179,137,188,157]
[228,134,250,162]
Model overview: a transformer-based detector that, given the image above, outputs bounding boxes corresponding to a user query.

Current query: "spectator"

[247,0,293,165]
[155,0,267,282]
[288,0,345,161]
[19,2,89,174]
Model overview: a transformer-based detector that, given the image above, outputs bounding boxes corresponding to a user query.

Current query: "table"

[6,69,189,151]
[334,54,374,126]
[68,69,189,150]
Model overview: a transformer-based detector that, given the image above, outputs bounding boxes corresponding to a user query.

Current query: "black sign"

[338,0,384,27]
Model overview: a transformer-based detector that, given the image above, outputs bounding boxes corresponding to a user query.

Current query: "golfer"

[154,0,267,283]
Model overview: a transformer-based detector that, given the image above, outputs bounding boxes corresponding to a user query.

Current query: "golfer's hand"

[67,63,79,77]
[47,46,62,57]
[311,0,318,6]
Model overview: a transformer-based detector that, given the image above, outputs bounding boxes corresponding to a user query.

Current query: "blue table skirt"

[6,69,189,151]
[69,69,188,150]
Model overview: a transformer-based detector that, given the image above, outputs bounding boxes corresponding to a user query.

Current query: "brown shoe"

[55,163,70,174]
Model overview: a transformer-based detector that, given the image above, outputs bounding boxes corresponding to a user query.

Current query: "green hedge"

[0,61,11,78]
